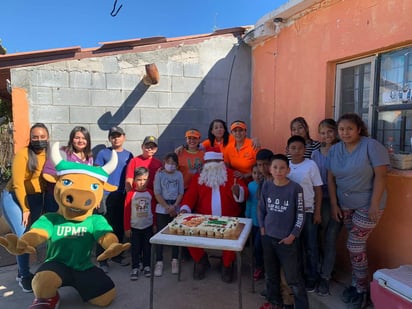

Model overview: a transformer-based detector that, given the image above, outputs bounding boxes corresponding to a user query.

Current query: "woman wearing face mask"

[153,152,184,276]
[0,123,50,293]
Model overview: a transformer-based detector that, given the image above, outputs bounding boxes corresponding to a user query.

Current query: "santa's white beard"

[198,162,227,188]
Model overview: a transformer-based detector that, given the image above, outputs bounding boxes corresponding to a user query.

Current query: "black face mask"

[30,140,48,151]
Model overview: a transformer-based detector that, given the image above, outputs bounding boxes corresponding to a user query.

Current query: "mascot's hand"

[0,234,36,255]
[97,242,131,262]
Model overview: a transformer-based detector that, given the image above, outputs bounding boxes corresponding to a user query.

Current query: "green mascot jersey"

[31,213,113,271]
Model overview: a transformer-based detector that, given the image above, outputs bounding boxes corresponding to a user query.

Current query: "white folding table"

[149,216,253,309]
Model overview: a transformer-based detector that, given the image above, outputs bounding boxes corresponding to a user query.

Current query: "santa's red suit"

[180,168,248,267]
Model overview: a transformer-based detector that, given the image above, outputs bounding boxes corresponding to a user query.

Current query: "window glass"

[377,47,412,153]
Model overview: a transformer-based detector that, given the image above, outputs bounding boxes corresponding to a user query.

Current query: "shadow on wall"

[95,40,252,160]
[97,80,150,131]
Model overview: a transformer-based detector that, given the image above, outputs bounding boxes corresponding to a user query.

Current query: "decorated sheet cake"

[167,214,241,239]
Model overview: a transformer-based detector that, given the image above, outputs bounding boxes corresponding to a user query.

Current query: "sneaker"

[193,254,210,280]
[317,278,330,296]
[348,291,367,309]
[258,302,283,309]
[253,268,264,281]
[98,261,109,274]
[19,273,34,293]
[305,279,317,293]
[111,255,130,266]
[154,261,163,277]
[260,289,267,298]
[221,264,234,283]
[130,268,139,281]
[143,266,151,277]
[29,292,60,309]
[171,258,179,275]
[16,273,22,282]
[342,286,358,303]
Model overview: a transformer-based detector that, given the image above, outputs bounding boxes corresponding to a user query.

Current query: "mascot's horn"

[102,150,118,175]
[51,142,64,167]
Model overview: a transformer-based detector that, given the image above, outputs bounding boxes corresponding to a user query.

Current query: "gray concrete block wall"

[11,34,252,159]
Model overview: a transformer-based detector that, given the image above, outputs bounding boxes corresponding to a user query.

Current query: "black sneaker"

[98,261,109,273]
[317,278,330,296]
[221,264,234,283]
[342,286,358,303]
[305,279,317,293]
[260,289,267,298]
[111,255,130,266]
[348,291,367,309]
[19,274,34,293]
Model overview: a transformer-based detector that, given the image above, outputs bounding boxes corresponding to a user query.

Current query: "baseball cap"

[143,136,158,146]
[230,121,247,131]
[185,129,201,139]
[108,126,125,137]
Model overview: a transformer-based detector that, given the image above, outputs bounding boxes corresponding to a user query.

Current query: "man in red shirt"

[125,136,163,191]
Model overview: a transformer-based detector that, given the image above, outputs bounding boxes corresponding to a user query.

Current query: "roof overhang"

[0,27,248,102]
[243,0,322,46]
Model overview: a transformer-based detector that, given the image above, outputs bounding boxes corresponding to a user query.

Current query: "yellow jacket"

[6,147,47,212]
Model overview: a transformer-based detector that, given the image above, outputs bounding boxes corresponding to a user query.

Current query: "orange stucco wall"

[251,0,412,152]
[11,88,30,153]
[368,172,412,271]
[251,0,412,272]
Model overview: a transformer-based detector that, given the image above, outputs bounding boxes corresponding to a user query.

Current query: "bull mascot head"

[44,142,118,221]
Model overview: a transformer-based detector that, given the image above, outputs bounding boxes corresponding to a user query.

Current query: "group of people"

[257,114,389,309]
[0,113,389,309]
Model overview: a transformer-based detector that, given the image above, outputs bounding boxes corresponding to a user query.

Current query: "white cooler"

[371,265,412,309]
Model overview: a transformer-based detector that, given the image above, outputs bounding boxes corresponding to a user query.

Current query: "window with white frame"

[335,47,412,154]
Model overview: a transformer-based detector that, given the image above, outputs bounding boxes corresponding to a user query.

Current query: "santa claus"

[180,151,248,283]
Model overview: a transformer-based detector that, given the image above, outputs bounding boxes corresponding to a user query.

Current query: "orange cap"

[185,129,201,139]
[230,121,247,131]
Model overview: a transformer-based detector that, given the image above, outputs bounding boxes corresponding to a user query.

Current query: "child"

[245,164,264,280]
[256,148,274,182]
[125,136,163,191]
[95,126,134,272]
[288,117,321,159]
[287,135,323,292]
[311,119,342,296]
[124,167,157,280]
[258,154,308,309]
[257,149,295,306]
[153,153,184,276]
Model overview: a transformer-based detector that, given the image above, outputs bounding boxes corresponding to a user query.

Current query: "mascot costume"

[0,142,130,308]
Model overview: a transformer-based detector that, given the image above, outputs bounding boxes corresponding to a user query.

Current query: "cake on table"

[167,214,240,239]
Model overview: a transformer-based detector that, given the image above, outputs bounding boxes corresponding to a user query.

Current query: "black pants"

[131,226,153,269]
[96,191,126,259]
[262,235,309,309]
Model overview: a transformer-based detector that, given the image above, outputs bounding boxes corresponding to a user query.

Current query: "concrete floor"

[0,245,369,309]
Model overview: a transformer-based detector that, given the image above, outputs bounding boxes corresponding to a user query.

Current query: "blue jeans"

[262,235,309,309]
[301,213,319,282]
[1,189,44,277]
[319,198,342,280]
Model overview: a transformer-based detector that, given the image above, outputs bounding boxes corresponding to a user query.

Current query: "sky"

[1,0,289,54]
